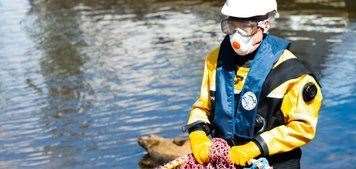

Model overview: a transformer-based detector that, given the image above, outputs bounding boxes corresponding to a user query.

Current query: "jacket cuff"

[182,121,211,135]
[253,135,269,157]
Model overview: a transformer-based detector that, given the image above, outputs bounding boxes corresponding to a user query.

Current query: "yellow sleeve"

[187,48,219,125]
[259,74,323,155]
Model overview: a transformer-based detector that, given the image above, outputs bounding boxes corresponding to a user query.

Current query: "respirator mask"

[221,17,272,55]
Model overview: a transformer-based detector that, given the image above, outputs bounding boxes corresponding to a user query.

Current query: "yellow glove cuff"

[189,130,208,140]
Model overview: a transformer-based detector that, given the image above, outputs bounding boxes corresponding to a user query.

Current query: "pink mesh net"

[180,138,239,169]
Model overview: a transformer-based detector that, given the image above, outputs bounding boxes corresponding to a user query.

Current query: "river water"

[0,0,355,168]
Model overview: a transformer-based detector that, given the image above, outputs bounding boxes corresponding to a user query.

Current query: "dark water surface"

[0,0,355,168]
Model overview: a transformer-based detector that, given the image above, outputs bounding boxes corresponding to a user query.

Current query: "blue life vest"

[213,34,289,140]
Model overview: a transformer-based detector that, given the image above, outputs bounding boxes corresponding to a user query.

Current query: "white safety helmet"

[221,0,279,18]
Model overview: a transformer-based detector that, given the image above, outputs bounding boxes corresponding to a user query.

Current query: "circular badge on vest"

[241,91,257,111]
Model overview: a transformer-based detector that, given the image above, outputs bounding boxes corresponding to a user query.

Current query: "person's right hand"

[188,130,212,164]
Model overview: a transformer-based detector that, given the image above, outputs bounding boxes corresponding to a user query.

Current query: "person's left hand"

[228,141,261,166]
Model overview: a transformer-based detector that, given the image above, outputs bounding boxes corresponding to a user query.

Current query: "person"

[184,0,323,168]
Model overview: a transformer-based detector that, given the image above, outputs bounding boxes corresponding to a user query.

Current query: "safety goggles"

[221,18,265,36]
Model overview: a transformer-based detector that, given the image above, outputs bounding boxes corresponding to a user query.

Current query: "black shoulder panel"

[256,58,320,134]
[261,58,314,98]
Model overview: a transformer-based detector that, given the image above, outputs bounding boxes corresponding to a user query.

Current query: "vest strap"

[234,35,289,139]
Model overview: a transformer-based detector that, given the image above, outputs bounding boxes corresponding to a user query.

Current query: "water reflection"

[24,0,226,168]
[0,0,355,168]
[26,1,97,168]
[301,22,356,169]
[274,0,350,76]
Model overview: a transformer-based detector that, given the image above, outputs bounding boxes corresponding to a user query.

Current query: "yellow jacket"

[187,47,323,156]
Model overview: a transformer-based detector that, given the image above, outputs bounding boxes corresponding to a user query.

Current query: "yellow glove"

[228,141,261,166]
[188,130,212,164]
